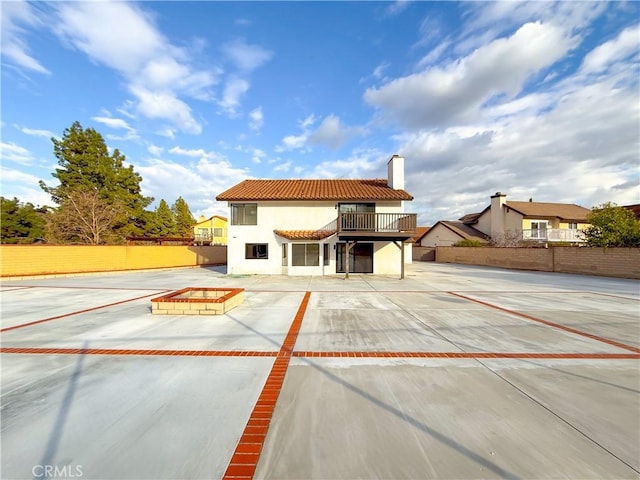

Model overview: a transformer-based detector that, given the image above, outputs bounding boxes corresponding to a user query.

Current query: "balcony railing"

[521,229,584,242]
[337,212,417,237]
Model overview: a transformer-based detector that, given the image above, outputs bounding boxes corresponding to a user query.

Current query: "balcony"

[521,228,584,243]
[337,212,417,241]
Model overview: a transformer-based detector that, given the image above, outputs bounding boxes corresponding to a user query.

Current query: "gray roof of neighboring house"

[433,221,489,242]
[475,201,591,222]
[505,201,590,221]
[458,213,482,225]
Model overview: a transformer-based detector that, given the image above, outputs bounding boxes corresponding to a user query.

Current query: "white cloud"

[273,161,292,173]
[168,146,225,161]
[251,148,266,164]
[365,22,573,130]
[248,107,264,131]
[17,126,56,138]
[386,1,410,16]
[53,2,217,134]
[0,141,33,165]
[306,148,385,179]
[221,39,273,72]
[580,23,640,74]
[1,1,50,74]
[93,113,139,141]
[131,86,202,135]
[300,114,316,129]
[308,114,365,150]
[218,78,250,115]
[394,72,639,225]
[280,134,308,151]
[456,1,607,56]
[0,167,52,206]
[147,144,164,157]
[136,156,251,217]
[275,114,318,152]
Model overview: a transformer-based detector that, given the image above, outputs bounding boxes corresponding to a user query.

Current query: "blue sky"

[1,1,639,225]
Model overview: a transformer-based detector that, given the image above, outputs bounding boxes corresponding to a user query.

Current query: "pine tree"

[153,199,176,237]
[172,196,196,237]
[39,121,153,242]
[0,197,46,244]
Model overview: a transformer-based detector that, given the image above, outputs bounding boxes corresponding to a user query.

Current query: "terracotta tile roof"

[440,221,489,242]
[216,179,413,201]
[505,202,590,221]
[274,229,336,240]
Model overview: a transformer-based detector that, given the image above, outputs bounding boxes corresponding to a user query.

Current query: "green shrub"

[453,239,486,247]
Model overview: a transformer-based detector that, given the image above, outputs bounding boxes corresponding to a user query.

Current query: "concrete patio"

[1,262,639,479]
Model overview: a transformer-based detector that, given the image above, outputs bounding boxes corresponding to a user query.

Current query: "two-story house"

[193,215,228,245]
[216,155,416,277]
[420,192,590,246]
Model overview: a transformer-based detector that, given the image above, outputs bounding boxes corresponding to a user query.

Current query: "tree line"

[2,121,638,247]
[1,121,197,244]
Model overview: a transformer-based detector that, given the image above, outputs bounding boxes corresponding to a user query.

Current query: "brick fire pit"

[151,287,244,315]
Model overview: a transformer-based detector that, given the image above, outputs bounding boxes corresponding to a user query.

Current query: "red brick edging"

[448,292,640,354]
[0,291,168,333]
[222,291,311,480]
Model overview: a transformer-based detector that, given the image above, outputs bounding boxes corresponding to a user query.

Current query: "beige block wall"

[435,246,640,279]
[552,247,640,278]
[436,246,553,271]
[0,245,226,278]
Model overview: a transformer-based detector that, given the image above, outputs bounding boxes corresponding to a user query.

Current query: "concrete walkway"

[1,263,638,479]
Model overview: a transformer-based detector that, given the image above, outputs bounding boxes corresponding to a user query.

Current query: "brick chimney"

[387,155,404,190]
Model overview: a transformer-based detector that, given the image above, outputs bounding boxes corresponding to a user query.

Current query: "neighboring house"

[420,221,489,247]
[410,226,430,244]
[193,215,228,245]
[421,192,590,246]
[216,155,416,277]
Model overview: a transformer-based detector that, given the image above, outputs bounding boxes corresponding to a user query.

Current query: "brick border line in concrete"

[292,352,640,359]
[0,347,279,357]
[448,292,640,354]
[2,348,636,360]
[0,285,170,291]
[0,291,169,333]
[222,291,311,480]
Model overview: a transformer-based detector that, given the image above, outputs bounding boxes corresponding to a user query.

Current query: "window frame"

[323,243,330,266]
[291,243,320,267]
[530,220,549,239]
[245,243,268,259]
[231,203,258,225]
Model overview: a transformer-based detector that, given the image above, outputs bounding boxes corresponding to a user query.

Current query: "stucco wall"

[435,246,640,279]
[225,200,409,275]
[419,224,461,247]
[0,245,226,278]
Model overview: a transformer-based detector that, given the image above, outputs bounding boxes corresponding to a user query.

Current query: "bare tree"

[46,190,125,244]
[489,230,525,247]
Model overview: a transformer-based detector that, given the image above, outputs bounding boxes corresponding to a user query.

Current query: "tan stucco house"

[421,192,591,247]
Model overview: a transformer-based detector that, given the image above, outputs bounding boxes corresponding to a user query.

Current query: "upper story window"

[338,203,375,214]
[568,222,578,229]
[231,203,257,225]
